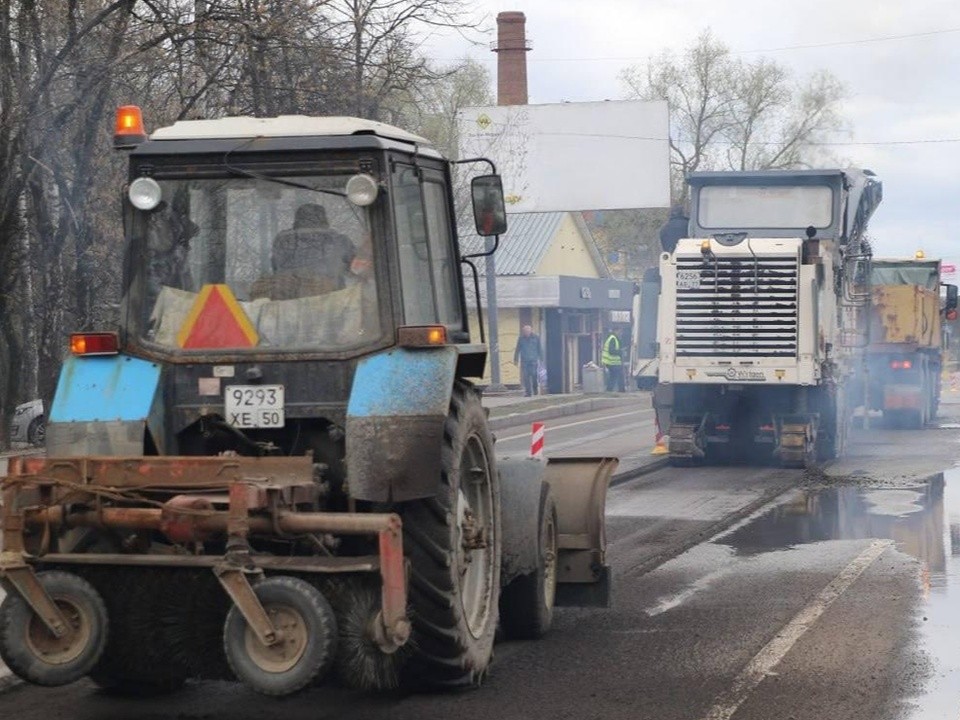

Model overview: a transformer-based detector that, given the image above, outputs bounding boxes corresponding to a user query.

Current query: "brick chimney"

[494,11,531,105]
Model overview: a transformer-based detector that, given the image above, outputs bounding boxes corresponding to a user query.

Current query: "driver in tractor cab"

[260,203,356,300]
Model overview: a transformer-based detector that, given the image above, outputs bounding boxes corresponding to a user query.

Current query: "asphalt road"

[493,402,660,475]
[1,400,959,719]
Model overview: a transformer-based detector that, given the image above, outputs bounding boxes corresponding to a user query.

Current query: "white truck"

[654,169,881,467]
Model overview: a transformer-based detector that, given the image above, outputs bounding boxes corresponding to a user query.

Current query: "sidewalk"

[481,389,668,483]
[482,390,650,431]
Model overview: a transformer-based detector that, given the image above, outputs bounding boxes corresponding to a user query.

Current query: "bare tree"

[621,31,848,203]
[322,0,483,119]
[409,58,493,160]
[0,0,488,446]
[0,0,145,436]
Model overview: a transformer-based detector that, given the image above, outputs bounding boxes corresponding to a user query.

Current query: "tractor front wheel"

[223,576,337,696]
[0,571,108,686]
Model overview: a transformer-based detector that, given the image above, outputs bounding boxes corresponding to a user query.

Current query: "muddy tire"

[401,380,501,689]
[0,571,108,686]
[223,576,337,696]
[499,486,557,640]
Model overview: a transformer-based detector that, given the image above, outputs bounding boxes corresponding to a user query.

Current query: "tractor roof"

[150,115,432,146]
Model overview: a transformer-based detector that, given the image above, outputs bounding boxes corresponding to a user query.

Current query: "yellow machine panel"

[870,284,940,349]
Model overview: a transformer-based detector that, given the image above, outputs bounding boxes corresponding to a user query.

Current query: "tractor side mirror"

[471,175,507,237]
[945,283,958,312]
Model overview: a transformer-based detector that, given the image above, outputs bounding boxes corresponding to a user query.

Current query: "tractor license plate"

[225,384,285,428]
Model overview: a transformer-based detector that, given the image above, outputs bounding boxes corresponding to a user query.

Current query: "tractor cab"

[44,108,504,460]
[118,111,498,362]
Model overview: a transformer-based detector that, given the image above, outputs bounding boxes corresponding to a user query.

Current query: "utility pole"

[488,10,531,392]
[485,238,505,391]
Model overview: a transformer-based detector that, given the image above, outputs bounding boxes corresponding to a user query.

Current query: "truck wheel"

[499,487,557,640]
[401,381,501,688]
[27,415,45,446]
[0,571,108,686]
[223,576,337,696]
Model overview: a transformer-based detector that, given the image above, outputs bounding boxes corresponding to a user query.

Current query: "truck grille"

[675,254,799,358]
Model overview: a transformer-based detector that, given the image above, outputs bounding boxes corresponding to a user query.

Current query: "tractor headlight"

[128,177,162,211]
[346,174,379,207]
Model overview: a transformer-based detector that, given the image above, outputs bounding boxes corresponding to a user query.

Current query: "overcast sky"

[424,0,960,261]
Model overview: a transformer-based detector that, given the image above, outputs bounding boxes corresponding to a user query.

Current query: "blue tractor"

[0,107,615,696]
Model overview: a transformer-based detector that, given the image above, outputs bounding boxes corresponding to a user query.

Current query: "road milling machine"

[0,107,616,696]
[655,169,881,467]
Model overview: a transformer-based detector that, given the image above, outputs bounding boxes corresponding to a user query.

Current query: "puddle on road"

[718,470,960,719]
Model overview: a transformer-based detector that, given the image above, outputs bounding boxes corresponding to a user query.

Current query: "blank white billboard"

[457,100,670,213]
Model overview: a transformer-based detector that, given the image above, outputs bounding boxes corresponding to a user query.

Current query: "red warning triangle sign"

[177,284,258,349]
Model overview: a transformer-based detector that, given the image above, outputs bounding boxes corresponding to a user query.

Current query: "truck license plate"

[677,269,702,290]
[225,385,285,428]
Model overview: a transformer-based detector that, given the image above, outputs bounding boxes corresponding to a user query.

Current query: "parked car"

[10,399,44,446]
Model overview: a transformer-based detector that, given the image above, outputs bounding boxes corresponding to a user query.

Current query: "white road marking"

[645,565,737,616]
[496,409,652,442]
[700,539,893,720]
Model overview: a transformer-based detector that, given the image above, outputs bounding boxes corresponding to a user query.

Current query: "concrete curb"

[489,395,650,431]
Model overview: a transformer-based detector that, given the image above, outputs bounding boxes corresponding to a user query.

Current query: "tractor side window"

[422,180,461,326]
[393,164,460,326]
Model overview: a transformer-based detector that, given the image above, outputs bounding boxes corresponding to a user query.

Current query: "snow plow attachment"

[544,456,617,607]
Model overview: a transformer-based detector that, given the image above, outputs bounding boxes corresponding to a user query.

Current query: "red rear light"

[70,332,119,356]
[890,359,913,370]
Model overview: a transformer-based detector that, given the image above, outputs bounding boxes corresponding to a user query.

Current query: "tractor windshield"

[128,173,381,353]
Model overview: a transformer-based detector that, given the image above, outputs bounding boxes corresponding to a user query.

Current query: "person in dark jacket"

[513,324,542,396]
[271,203,355,297]
[659,204,689,254]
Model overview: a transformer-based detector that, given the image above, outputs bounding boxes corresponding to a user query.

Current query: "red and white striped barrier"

[531,422,545,459]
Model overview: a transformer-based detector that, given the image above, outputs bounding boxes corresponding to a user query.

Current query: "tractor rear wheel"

[499,486,557,640]
[401,381,501,688]
[0,571,108,686]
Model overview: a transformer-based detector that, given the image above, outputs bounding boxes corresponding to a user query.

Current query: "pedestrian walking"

[602,328,625,392]
[513,324,543,397]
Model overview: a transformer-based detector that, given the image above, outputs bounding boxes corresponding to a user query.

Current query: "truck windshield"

[871,263,939,290]
[129,173,381,353]
[699,185,834,229]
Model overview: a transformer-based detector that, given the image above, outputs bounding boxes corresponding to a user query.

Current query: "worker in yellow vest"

[602,328,625,392]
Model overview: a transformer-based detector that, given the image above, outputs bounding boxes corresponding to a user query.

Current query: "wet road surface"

[1,403,959,719]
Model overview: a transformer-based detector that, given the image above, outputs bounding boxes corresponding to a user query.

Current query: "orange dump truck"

[865,258,958,427]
